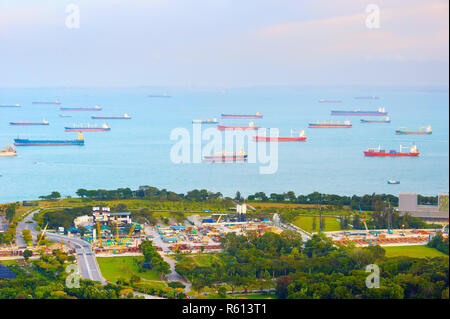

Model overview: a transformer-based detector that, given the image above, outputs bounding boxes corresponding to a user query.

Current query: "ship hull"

[217,125,260,130]
[308,124,351,128]
[60,108,102,111]
[10,123,49,126]
[14,139,84,146]
[203,156,247,162]
[364,152,419,157]
[0,153,17,157]
[192,121,218,124]
[65,127,110,131]
[395,131,431,135]
[91,116,130,120]
[0,105,20,108]
[253,136,307,142]
[331,111,387,116]
[361,120,390,123]
[32,102,61,105]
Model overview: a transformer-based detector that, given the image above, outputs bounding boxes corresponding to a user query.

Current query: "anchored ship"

[32,100,61,105]
[60,105,102,111]
[331,107,387,116]
[254,129,307,142]
[92,113,131,120]
[319,99,342,103]
[360,116,390,123]
[59,114,72,118]
[217,122,260,130]
[221,112,263,119]
[0,104,20,108]
[355,96,379,100]
[308,120,352,128]
[364,144,419,157]
[10,120,49,126]
[148,93,171,98]
[0,146,17,157]
[395,125,432,135]
[14,132,85,146]
[387,180,400,184]
[192,118,218,124]
[203,150,247,162]
[65,123,111,132]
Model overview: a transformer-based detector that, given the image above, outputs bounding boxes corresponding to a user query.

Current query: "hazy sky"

[0,0,448,87]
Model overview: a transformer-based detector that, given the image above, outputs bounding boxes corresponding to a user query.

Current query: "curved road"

[17,208,105,283]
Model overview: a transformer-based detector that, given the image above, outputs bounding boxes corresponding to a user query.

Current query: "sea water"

[0,86,448,202]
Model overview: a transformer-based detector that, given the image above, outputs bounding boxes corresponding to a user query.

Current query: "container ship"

[331,107,387,116]
[221,112,263,119]
[203,150,247,162]
[0,146,17,157]
[364,144,419,157]
[65,123,111,132]
[217,122,260,130]
[10,120,49,126]
[0,104,20,108]
[60,105,102,111]
[32,100,61,105]
[360,116,390,123]
[308,120,352,128]
[254,130,307,142]
[395,125,432,135]
[192,118,218,124]
[14,133,84,146]
[91,113,131,120]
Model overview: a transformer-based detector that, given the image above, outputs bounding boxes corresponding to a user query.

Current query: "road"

[280,222,311,242]
[16,208,105,283]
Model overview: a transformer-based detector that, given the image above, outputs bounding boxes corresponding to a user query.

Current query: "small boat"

[395,125,432,135]
[10,120,49,126]
[364,144,419,157]
[387,180,400,184]
[91,113,131,120]
[192,118,218,124]
[331,107,387,116]
[254,129,307,142]
[65,123,111,132]
[217,122,260,130]
[32,99,61,105]
[203,150,247,162]
[308,120,352,128]
[0,104,20,108]
[360,116,390,123]
[221,112,263,119]
[0,146,17,157]
[60,105,102,111]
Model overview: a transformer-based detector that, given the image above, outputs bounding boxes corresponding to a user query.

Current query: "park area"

[383,245,449,258]
[97,256,162,283]
[293,215,342,233]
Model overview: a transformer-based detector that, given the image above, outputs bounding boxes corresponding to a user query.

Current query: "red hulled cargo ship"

[217,122,260,131]
[364,145,419,157]
[254,130,307,142]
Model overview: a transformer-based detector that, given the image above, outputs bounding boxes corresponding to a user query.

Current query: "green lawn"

[293,215,342,233]
[97,256,162,283]
[384,245,448,258]
[0,259,22,266]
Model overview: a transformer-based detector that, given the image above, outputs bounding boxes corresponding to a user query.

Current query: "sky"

[0,0,448,88]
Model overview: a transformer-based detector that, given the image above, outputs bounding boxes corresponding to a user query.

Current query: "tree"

[23,249,33,261]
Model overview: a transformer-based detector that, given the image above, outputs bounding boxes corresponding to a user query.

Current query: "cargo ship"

[60,105,102,111]
[360,116,390,123]
[254,129,307,142]
[10,120,49,126]
[0,146,17,157]
[91,113,131,120]
[148,93,171,98]
[14,132,84,146]
[217,122,260,130]
[59,114,72,118]
[65,123,111,132]
[308,120,352,128]
[395,125,432,135]
[221,112,263,119]
[355,96,379,100]
[0,104,20,108]
[331,107,387,116]
[387,180,400,184]
[32,100,61,105]
[203,150,247,162]
[192,118,218,124]
[364,144,419,157]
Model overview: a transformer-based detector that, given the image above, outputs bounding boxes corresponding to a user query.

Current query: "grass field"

[97,256,162,283]
[292,215,342,232]
[384,245,448,258]
[0,259,21,266]
[181,254,222,267]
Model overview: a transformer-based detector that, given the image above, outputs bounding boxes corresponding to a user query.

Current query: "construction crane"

[96,222,102,247]
[35,223,48,249]
[119,223,136,251]
[359,207,374,244]
[115,216,120,243]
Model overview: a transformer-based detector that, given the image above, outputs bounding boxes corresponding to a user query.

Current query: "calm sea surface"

[0,86,448,203]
